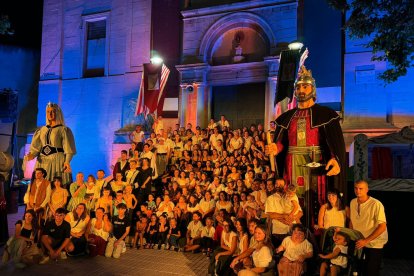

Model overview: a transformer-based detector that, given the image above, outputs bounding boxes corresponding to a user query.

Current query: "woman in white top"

[85,207,112,257]
[235,218,249,256]
[198,190,215,221]
[215,191,233,216]
[64,203,90,256]
[235,223,274,276]
[315,189,349,232]
[208,218,237,275]
[156,194,175,218]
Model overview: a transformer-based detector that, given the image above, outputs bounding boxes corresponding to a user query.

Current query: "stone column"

[265,76,277,130]
[195,82,208,128]
[179,84,188,126]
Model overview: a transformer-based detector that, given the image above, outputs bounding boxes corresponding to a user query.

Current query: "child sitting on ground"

[318,228,350,276]
[166,218,181,251]
[200,216,216,257]
[183,212,203,253]
[133,215,148,249]
[156,214,169,249]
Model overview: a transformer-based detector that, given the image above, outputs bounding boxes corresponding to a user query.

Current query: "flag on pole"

[274,47,308,117]
[135,63,170,117]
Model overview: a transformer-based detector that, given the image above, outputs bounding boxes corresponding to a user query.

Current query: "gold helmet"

[294,65,316,101]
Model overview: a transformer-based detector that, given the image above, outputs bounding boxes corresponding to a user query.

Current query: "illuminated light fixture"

[150,56,163,65]
[288,41,304,51]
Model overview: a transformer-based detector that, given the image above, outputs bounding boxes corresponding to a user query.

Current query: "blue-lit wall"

[344,18,414,129]
[32,0,414,178]
[35,0,152,176]
[0,45,39,169]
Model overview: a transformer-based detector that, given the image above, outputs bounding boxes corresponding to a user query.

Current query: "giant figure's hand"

[63,162,72,173]
[26,153,35,161]
[325,158,340,176]
[265,143,279,156]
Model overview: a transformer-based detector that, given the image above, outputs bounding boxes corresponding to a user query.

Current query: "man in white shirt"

[265,178,302,248]
[217,115,230,130]
[350,180,388,276]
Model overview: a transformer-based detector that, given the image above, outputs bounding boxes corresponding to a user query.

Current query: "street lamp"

[150,56,163,65]
[288,41,304,51]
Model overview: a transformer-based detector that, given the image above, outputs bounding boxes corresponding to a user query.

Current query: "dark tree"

[327,0,414,83]
[0,15,13,35]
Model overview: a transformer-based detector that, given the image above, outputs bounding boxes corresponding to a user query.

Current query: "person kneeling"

[105,203,130,258]
[40,208,72,264]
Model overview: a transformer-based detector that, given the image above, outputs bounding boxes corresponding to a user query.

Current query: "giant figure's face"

[295,83,314,102]
[46,107,56,122]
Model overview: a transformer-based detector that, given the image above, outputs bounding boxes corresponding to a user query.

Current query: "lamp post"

[150,56,163,65]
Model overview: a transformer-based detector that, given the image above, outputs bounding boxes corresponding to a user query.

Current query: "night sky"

[0,0,43,49]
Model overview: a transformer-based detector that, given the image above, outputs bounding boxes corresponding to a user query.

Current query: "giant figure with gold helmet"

[268,65,346,227]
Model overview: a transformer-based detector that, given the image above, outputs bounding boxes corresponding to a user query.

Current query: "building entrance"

[212,82,265,129]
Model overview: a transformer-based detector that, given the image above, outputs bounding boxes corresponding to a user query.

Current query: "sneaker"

[39,256,49,265]
[122,243,127,253]
[2,250,9,264]
[160,244,165,250]
[60,251,67,259]
[165,245,170,250]
[15,262,27,269]
[170,246,175,251]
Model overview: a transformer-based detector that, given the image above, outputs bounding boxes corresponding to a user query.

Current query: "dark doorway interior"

[212,82,265,129]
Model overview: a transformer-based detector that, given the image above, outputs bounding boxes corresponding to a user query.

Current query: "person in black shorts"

[40,208,71,263]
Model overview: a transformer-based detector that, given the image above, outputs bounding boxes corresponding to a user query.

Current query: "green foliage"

[0,15,13,35]
[327,0,414,83]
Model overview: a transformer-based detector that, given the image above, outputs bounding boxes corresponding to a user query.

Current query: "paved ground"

[2,206,414,276]
[0,248,210,276]
[1,206,209,276]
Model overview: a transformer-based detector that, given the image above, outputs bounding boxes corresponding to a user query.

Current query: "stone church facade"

[30,0,414,176]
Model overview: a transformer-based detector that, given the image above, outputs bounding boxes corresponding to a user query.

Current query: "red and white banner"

[135,63,170,117]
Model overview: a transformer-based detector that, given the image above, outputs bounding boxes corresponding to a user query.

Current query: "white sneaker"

[60,252,67,260]
[2,250,9,264]
[39,256,49,265]
[122,243,127,253]
[161,244,165,250]
[15,262,27,269]
[170,246,175,251]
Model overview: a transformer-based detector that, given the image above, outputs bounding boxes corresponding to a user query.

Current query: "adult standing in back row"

[350,180,388,276]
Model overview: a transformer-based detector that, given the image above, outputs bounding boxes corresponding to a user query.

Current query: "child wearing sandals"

[156,214,169,249]
[144,214,158,249]
[166,218,181,251]
[200,217,216,257]
[132,214,148,249]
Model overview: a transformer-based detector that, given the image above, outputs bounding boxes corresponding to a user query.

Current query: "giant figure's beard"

[295,92,314,102]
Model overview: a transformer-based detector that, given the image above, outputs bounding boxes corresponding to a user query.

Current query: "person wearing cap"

[267,65,346,227]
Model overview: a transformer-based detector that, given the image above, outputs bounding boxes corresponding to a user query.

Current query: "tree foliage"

[327,0,414,83]
[0,15,13,35]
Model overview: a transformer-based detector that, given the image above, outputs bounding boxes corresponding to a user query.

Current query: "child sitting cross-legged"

[166,217,181,251]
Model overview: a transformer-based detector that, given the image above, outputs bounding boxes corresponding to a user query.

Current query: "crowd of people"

[1,115,388,276]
